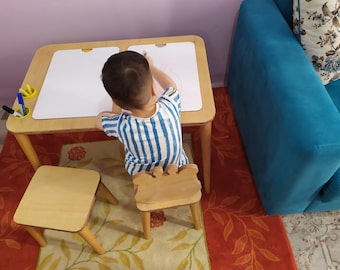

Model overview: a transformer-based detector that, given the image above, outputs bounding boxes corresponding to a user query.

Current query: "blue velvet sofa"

[227,0,340,215]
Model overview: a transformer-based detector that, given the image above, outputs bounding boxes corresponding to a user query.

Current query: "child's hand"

[145,55,154,67]
[95,113,106,130]
[95,109,120,130]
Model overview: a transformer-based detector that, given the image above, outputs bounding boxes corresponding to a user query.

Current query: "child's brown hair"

[101,51,153,110]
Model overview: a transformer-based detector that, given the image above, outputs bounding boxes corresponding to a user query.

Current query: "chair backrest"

[273,0,293,27]
[133,164,201,203]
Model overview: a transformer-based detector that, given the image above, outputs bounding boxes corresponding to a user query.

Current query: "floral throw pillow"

[293,0,340,84]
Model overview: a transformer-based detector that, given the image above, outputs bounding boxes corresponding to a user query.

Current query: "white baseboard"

[212,81,226,88]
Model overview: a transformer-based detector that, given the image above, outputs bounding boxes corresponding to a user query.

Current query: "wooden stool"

[14,165,118,254]
[133,164,202,239]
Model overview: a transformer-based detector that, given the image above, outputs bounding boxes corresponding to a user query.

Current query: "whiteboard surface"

[128,42,202,112]
[33,42,202,120]
[33,47,119,119]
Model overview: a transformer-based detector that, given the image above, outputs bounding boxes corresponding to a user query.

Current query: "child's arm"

[147,57,177,90]
[95,112,105,130]
[95,99,122,130]
[95,109,120,131]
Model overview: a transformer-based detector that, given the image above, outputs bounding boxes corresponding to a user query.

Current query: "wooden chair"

[133,164,202,239]
[14,165,118,254]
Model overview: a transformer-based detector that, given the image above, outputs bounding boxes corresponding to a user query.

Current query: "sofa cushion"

[320,168,340,202]
[274,0,293,27]
[293,0,340,85]
[326,78,340,110]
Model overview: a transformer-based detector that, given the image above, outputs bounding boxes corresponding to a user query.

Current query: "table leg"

[14,134,41,170]
[200,122,212,194]
[24,225,47,246]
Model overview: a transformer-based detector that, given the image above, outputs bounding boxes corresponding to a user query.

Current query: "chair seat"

[14,165,100,232]
[135,179,202,211]
[133,164,202,239]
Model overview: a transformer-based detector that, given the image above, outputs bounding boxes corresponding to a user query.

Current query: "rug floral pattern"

[0,88,299,270]
[36,139,209,270]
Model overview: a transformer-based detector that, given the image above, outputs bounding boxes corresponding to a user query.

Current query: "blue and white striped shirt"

[101,87,189,175]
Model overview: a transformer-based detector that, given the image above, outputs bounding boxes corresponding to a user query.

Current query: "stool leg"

[98,182,119,205]
[190,202,201,230]
[79,226,104,254]
[140,211,151,240]
[24,225,47,246]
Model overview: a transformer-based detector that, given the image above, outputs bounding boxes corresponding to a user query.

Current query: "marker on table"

[19,84,36,97]
[2,105,23,117]
[17,92,26,116]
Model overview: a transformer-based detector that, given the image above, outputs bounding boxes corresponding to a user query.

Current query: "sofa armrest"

[228,0,340,214]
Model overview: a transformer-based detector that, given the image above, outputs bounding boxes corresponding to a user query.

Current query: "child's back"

[96,51,188,175]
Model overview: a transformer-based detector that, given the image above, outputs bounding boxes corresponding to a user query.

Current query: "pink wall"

[0,0,241,105]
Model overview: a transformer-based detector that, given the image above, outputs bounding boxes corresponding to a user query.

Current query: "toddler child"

[96,51,189,176]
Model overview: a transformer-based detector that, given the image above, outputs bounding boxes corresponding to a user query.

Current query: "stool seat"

[133,164,202,239]
[14,165,118,254]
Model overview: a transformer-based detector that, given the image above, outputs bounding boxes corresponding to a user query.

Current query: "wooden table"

[6,35,216,193]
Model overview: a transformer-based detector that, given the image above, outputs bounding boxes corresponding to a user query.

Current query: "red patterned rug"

[0,87,297,269]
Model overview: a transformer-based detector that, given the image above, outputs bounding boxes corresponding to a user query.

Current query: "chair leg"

[24,225,47,246]
[98,181,119,205]
[190,202,201,230]
[140,211,151,240]
[79,226,104,254]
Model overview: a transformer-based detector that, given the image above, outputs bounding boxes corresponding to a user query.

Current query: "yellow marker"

[25,84,33,94]
[18,84,37,98]
[19,88,29,97]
